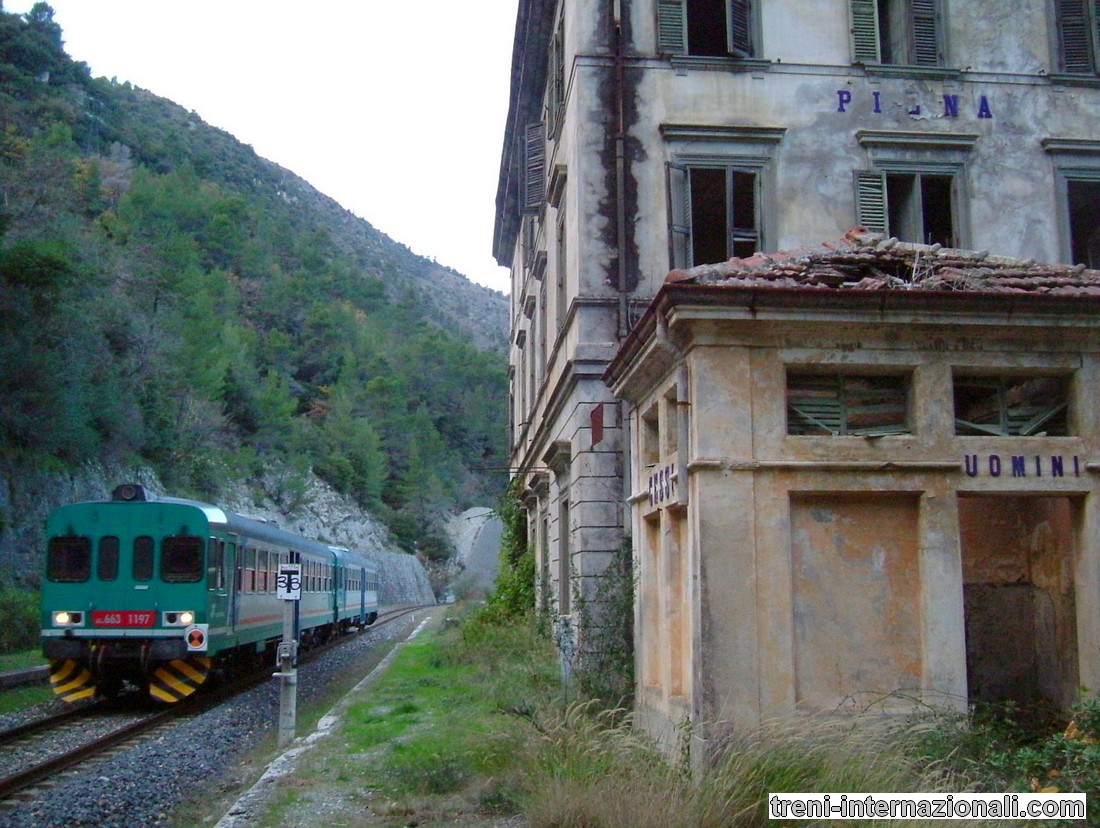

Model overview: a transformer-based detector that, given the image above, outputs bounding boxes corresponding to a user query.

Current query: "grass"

[168,609,1096,826]
[0,649,46,672]
[0,649,52,715]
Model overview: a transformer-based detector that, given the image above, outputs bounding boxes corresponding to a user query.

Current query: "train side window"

[208,539,224,590]
[162,536,204,583]
[228,543,239,591]
[47,535,91,582]
[97,536,120,581]
[243,548,256,592]
[133,536,154,582]
[257,549,269,592]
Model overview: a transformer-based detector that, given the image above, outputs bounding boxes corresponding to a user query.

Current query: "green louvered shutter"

[666,162,691,269]
[850,0,881,63]
[523,122,546,213]
[910,0,941,65]
[1057,0,1095,72]
[658,0,687,55]
[729,0,754,57]
[855,171,888,234]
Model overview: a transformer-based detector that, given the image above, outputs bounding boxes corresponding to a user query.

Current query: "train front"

[41,484,220,703]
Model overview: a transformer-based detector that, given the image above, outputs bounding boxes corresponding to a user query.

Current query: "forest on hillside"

[0,4,510,566]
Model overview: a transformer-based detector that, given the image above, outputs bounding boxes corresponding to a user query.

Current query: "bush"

[0,587,40,654]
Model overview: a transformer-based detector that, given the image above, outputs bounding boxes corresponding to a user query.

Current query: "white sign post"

[274,563,301,747]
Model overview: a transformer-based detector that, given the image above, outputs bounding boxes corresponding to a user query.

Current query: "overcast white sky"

[5,0,517,293]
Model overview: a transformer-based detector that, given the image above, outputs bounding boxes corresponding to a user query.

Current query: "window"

[97,536,119,581]
[523,122,546,214]
[856,170,956,246]
[548,13,566,135]
[787,373,910,436]
[555,204,568,332]
[208,539,224,590]
[1043,139,1100,265]
[1067,179,1100,266]
[663,125,782,270]
[133,536,154,582]
[954,376,1070,436]
[558,498,571,615]
[850,0,943,67]
[162,535,204,583]
[1054,0,1100,74]
[668,163,760,267]
[658,0,757,58]
[47,535,91,582]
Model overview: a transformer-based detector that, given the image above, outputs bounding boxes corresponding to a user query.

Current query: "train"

[40,483,379,703]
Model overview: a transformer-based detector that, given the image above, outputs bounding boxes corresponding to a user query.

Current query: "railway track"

[0,704,176,805]
[0,605,431,806]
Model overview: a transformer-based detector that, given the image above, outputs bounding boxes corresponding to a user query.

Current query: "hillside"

[0,4,510,579]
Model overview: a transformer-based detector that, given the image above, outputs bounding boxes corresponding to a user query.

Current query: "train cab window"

[97,536,120,581]
[162,535,204,583]
[133,536,154,581]
[47,535,91,582]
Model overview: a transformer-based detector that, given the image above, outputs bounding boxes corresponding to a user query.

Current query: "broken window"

[1054,0,1100,74]
[850,0,943,66]
[786,373,910,436]
[856,170,956,247]
[953,375,1070,436]
[667,163,760,268]
[657,0,756,58]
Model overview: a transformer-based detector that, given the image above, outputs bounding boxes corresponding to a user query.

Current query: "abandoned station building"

[495,0,1100,756]
[605,229,1100,753]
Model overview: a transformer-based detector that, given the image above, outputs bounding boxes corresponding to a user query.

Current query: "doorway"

[958,496,1079,712]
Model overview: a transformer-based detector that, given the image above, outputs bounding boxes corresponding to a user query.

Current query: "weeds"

[0,587,39,653]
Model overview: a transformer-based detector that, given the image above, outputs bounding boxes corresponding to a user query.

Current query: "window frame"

[849,0,946,70]
[855,130,975,247]
[1052,0,1100,76]
[161,535,205,584]
[657,0,760,62]
[661,125,783,272]
[1042,138,1100,266]
[47,535,92,583]
[786,371,913,437]
[953,374,1072,437]
[855,166,960,246]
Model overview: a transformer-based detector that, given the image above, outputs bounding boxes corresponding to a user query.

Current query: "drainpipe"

[656,309,690,508]
[612,0,634,543]
[613,0,629,341]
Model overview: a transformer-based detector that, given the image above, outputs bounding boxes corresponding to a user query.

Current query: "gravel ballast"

[0,611,429,828]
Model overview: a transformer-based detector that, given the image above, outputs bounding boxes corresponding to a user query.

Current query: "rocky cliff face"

[0,464,436,606]
[444,507,504,601]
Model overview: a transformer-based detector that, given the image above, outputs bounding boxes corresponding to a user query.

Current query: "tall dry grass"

[517,705,1012,827]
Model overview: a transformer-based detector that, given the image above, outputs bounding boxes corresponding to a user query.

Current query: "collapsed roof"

[666,228,1100,296]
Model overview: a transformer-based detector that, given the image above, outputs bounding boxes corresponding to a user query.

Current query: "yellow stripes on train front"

[48,659,95,702]
[149,657,212,703]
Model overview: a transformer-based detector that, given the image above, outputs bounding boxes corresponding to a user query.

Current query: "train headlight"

[53,611,83,626]
[163,610,196,626]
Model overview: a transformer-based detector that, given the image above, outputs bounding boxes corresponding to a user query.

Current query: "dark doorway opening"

[958,496,1079,714]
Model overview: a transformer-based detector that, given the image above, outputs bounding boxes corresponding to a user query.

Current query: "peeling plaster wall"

[790,494,922,709]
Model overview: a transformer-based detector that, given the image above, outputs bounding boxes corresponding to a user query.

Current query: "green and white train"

[41,484,379,703]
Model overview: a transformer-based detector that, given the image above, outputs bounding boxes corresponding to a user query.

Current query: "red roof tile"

[666,228,1100,296]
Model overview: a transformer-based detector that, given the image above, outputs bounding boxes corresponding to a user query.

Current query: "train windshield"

[161,535,204,583]
[47,536,92,582]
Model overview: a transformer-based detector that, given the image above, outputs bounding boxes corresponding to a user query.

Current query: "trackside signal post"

[274,562,301,747]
